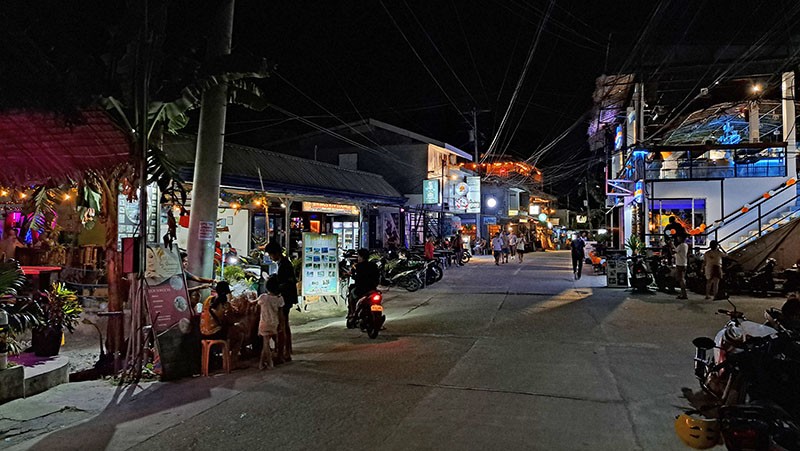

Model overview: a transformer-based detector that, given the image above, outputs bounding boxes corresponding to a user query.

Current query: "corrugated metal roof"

[166,134,405,205]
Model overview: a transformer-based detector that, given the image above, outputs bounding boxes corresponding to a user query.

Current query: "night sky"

[3,1,799,196]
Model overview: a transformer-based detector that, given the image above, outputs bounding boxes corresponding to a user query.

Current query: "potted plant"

[32,283,82,357]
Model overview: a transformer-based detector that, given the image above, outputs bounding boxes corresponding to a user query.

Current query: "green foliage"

[0,260,26,297]
[625,235,646,256]
[39,283,82,333]
[291,257,303,280]
[222,265,247,283]
[595,233,611,244]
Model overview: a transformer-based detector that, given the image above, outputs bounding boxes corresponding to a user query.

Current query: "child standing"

[256,276,284,370]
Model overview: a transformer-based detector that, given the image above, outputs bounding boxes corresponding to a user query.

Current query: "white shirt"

[675,243,689,266]
[509,234,518,246]
[491,237,503,251]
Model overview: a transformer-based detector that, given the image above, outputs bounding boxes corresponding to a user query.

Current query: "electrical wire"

[378,0,473,128]
[481,0,555,164]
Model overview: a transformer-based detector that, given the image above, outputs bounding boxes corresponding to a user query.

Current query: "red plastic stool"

[201,339,230,376]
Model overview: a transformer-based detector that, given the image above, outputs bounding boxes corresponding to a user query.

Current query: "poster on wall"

[380,211,400,249]
[117,184,160,250]
[302,232,339,297]
[423,179,440,204]
[466,176,481,213]
[143,244,196,380]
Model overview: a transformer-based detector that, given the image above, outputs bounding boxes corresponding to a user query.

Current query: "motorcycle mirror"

[727,298,738,312]
[692,337,716,350]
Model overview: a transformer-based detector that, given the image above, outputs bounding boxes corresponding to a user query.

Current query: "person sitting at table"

[200,281,246,369]
[0,229,26,261]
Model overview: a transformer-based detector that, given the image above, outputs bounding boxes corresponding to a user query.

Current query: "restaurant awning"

[0,109,131,186]
[166,134,406,206]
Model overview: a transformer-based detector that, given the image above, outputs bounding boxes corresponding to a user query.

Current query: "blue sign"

[423,179,440,204]
[483,216,497,225]
[614,125,624,150]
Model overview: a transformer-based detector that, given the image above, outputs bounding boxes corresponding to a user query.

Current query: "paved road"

[8,250,772,450]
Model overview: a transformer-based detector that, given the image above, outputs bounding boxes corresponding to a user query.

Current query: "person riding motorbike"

[347,248,380,320]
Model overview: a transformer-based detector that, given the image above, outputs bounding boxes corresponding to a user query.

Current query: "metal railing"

[644,146,786,181]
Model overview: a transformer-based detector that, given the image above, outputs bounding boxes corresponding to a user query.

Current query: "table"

[20,266,62,291]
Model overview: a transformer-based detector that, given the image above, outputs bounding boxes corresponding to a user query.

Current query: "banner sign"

[144,245,192,333]
[423,179,440,204]
[302,233,339,297]
[508,191,520,214]
[302,202,359,216]
[466,176,481,213]
[144,244,196,381]
[483,216,497,225]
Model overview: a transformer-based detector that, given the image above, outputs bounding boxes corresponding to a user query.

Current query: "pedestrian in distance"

[516,234,527,263]
[424,236,435,260]
[703,240,725,300]
[264,241,298,364]
[491,233,503,266]
[255,276,284,370]
[501,231,510,264]
[509,231,518,259]
[453,231,464,266]
[570,233,586,279]
[674,234,689,300]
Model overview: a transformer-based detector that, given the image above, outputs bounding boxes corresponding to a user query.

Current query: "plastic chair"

[201,339,230,376]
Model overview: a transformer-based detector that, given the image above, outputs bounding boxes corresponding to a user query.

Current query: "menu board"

[143,244,197,380]
[301,233,339,297]
[143,245,191,333]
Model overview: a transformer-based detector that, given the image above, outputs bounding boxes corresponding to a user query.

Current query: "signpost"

[301,233,340,297]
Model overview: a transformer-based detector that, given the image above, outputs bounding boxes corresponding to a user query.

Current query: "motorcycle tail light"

[371,293,382,304]
[725,427,766,450]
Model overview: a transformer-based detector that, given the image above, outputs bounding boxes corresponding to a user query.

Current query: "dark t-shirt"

[570,238,586,257]
[276,256,298,305]
[353,260,380,293]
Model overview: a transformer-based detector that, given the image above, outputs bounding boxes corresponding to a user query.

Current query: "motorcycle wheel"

[403,276,421,292]
[461,253,471,264]
[427,266,443,284]
[367,324,380,339]
[346,317,356,329]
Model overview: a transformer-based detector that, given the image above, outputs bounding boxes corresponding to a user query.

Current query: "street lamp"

[486,197,497,208]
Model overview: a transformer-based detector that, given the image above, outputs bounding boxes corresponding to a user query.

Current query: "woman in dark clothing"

[264,242,298,363]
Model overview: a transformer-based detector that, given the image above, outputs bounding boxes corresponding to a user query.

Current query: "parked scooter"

[744,258,778,296]
[648,255,675,293]
[346,289,385,339]
[627,254,653,292]
[677,299,800,450]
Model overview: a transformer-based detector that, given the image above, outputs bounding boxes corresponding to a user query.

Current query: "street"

[5,250,777,450]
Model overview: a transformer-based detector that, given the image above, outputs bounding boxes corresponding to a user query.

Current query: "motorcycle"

[744,258,778,296]
[460,249,471,265]
[682,300,800,450]
[648,255,675,293]
[627,254,653,292]
[346,289,385,339]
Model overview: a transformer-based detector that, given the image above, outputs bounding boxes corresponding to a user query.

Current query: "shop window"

[648,198,706,247]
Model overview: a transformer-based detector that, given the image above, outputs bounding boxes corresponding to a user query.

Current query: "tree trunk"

[186,0,235,279]
[99,174,125,371]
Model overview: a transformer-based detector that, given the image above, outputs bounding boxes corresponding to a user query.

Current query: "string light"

[0,190,7,196]
[63,193,71,200]
[19,192,26,199]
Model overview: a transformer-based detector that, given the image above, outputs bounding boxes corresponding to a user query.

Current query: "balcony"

[634,143,787,181]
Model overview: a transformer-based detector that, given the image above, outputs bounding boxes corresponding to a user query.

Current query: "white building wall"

[650,175,793,247]
[176,207,250,255]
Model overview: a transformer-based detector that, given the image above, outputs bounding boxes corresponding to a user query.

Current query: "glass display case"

[333,221,359,250]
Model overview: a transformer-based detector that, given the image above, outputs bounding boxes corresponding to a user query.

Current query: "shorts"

[707,265,723,280]
[516,248,525,255]
[502,248,510,254]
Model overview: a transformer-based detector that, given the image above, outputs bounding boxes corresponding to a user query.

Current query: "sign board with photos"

[466,176,481,213]
[422,179,440,204]
[117,184,160,250]
[301,233,339,297]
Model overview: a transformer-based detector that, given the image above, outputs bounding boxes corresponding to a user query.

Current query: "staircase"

[711,179,800,253]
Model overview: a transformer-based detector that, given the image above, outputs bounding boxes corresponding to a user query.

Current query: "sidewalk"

[0,295,348,450]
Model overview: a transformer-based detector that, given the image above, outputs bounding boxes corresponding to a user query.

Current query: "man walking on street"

[501,231,510,264]
[509,232,518,260]
[491,233,503,266]
[703,239,724,300]
[570,233,586,279]
[674,235,689,300]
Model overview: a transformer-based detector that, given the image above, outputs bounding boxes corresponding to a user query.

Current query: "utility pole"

[186,0,235,279]
[585,178,592,230]
[465,107,489,240]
